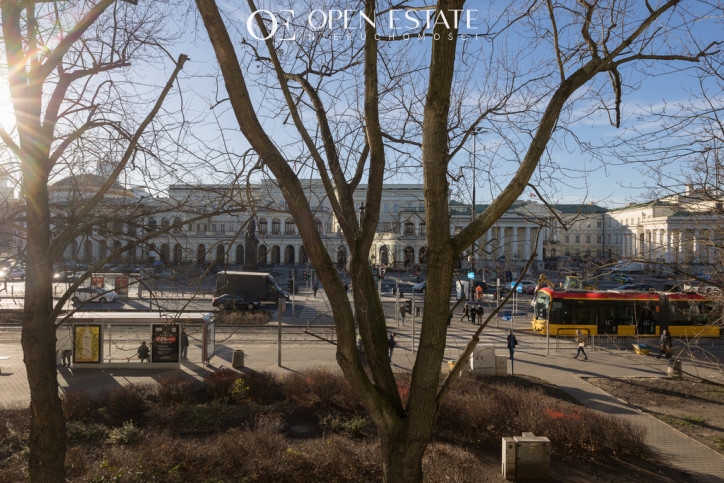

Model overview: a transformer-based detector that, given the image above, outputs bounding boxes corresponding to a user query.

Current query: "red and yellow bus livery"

[532,288,720,338]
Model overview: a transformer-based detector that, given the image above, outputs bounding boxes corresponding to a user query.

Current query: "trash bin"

[232,350,244,369]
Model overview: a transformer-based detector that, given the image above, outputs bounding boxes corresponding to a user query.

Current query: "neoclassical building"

[4,172,721,275]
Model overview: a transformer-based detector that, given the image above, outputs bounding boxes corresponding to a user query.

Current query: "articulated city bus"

[531,288,721,338]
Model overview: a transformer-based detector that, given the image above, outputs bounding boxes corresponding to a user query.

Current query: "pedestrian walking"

[573,329,588,360]
[506,330,518,359]
[658,329,672,359]
[475,304,484,324]
[470,306,476,325]
[388,333,396,362]
[181,329,189,360]
[136,341,150,363]
[312,282,319,298]
[461,303,469,322]
[475,284,483,301]
[399,302,406,325]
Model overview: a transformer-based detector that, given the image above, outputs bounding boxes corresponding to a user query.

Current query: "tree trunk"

[22,168,66,482]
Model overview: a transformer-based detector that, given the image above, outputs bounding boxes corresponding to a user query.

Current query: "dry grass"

[0,370,649,481]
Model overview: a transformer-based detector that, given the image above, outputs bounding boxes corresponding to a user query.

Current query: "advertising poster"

[152,324,180,363]
[91,276,104,288]
[115,277,128,295]
[73,325,101,363]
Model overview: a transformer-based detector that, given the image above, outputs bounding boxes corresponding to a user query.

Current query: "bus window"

[549,301,564,324]
[669,301,693,325]
[534,293,550,320]
[571,302,596,326]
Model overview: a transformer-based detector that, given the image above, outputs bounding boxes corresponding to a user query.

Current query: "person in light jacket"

[574,330,588,360]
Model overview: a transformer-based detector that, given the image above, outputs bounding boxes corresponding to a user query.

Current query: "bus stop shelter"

[57,312,215,370]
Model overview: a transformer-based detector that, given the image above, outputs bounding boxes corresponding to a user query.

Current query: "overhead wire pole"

[470,128,482,293]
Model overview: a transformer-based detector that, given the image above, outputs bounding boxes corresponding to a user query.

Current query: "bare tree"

[0,1,195,480]
[194,0,716,480]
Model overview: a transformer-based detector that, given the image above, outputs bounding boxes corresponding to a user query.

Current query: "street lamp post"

[470,128,482,295]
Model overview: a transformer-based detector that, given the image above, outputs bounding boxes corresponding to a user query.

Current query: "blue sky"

[1,1,721,209]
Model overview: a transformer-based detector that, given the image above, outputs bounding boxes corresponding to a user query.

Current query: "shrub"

[63,390,97,421]
[203,369,238,401]
[107,420,142,445]
[285,370,360,410]
[320,414,368,437]
[158,375,199,405]
[66,421,108,446]
[241,371,285,404]
[96,384,148,425]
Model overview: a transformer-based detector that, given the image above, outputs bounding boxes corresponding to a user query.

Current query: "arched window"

[148,217,157,230]
[258,218,267,235]
[404,219,415,236]
[197,244,206,264]
[173,244,183,264]
[285,219,295,235]
[419,222,426,236]
[315,218,323,235]
[216,244,225,263]
[271,218,281,235]
[173,217,182,233]
[235,244,244,265]
[271,245,281,264]
[161,217,169,228]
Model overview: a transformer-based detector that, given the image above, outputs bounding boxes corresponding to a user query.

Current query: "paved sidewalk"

[2,320,724,481]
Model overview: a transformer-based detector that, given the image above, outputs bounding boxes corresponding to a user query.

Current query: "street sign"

[467,272,475,280]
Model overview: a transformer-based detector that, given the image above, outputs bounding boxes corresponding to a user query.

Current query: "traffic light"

[307,270,312,281]
[404,299,412,314]
[371,265,378,277]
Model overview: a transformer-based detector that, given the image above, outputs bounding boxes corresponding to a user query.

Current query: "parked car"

[610,273,633,284]
[611,283,659,291]
[412,280,426,293]
[212,294,262,311]
[510,280,536,294]
[53,270,77,282]
[70,286,118,304]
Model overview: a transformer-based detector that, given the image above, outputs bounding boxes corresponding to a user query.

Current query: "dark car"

[212,294,261,311]
[612,283,659,291]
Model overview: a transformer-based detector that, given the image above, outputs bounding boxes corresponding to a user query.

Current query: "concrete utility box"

[469,344,496,376]
[232,350,244,369]
[502,432,551,480]
[495,355,507,376]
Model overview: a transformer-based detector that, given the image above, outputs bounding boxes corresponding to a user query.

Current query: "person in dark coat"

[137,341,150,363]
[475,304,484,325]
[506,330,518,359]
[181,329,189,360]
[388,333,397,362]
[470,306,476,325]
[658,329,672,359]
[312,282,319,297]
[461,303,470,322]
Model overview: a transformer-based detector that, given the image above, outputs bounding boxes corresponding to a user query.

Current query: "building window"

[272,218,281,235]
[404,220,415,236]
[597,221,602,228]
[258,218,267,235]
[394,203,398,212]
[564,235,569,243]
[597,235,602,243]
[161,217,169,228]
[149,217,157,229]
[575,235,580,243]
[211,224,216,232]
[285,219,295,235]
[586,235,591,243]
[220,224,225,233]
[384,203,388,212]
[419,222,426,236]
[196,223,201,232]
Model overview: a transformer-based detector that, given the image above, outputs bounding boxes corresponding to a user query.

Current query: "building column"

[693,229,700,263]
[512,226,519,261]
[525,226,532,260]
[497,226,504,259]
